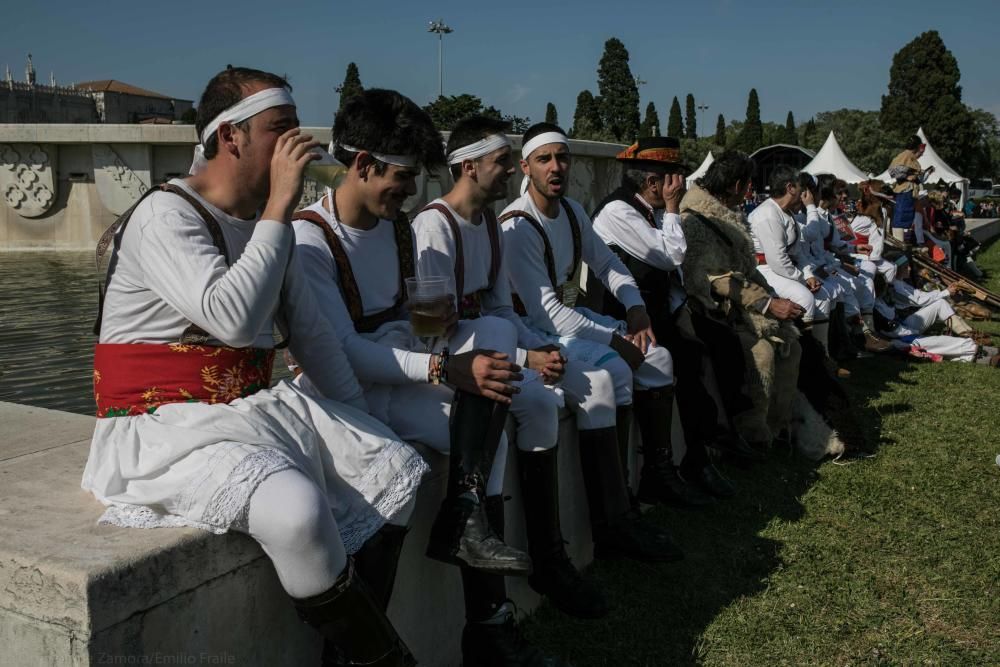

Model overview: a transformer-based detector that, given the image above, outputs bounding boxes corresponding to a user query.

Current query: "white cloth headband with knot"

[336,143,418,168]
[520,132,569,160]
[189,87,296,175]
[446,133,510,165]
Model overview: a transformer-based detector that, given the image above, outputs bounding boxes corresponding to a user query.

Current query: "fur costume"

[680,185,800,444]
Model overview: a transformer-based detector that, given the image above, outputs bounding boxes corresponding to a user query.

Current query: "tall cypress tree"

[784,111,797,145]
[733,88,763,152]
[714,113,727,146]
[545,102,558,125]
[880,30,979,173]
[639,101,661,137]
[570,90,603,139]
[667,96,684,138]
[803,118,817,148]
[337,62,364,111]
[596,38,640,142]
[685,93,697,139]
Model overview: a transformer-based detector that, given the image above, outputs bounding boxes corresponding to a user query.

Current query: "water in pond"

[0,252,289,415]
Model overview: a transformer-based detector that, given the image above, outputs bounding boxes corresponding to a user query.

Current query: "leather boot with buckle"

[633,387,714,508]
[426,391,531,576]
[293,559,416,667]
[518,448,608,619]
[578,426,684,563]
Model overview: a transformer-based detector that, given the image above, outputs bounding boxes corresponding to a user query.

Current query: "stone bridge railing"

[0,124,623,250]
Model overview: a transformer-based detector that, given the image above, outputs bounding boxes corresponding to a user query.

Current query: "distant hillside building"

[0,54,192,124]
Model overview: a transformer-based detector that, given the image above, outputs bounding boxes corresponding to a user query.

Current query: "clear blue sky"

[3,0,998,131]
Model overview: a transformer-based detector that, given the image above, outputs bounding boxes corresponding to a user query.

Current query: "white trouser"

[892,335,977,362]
[557,360,617,430]
[530,307,674,406]
[756,265,833,322]
[384,316,560,456]
[844,271,876,315]
[857,258,897,284]
[828,272,860,318]
[900,300,955,335]
[243,468,348,599]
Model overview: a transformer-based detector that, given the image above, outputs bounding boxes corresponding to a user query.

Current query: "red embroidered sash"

[94,343,275,418]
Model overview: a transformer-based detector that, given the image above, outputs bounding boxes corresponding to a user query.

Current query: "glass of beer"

[406,276,452,338]
[305,147,348,189]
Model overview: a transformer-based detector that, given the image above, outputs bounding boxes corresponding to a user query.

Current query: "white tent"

[687,151,714,188]
[801,131,868,183]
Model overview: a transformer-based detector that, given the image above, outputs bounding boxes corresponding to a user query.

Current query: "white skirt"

[82,378,429,554]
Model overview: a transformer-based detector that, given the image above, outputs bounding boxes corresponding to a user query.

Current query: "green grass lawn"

[525,240,1000,666]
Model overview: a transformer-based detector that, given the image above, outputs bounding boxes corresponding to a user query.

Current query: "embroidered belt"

[849,233,869,247]
[94,343,275,418]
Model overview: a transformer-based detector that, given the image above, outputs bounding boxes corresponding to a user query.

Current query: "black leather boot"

[353,524,409,612]
[293,559,415,667]
[614,405,638,506]
[633,387,715,509]
[578,427,683,563]
[427,391,531,576]
[685,462,736,498]
[518,448,608,619]
[462,601,569,667]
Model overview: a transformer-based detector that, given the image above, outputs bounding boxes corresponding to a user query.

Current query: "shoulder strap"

[498,208,559,289]
[559,198,582,282]
[293,209,365,324]
[94,183,230,337]
[482,208,502,290]
[420,203,465,300]
[390,209,414,306]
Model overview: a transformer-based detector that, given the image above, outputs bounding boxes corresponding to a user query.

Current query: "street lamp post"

[428,19,453,98]
[697,104,710,136]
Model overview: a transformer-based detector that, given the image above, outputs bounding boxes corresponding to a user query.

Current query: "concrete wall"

[0,400,637,667]
[0,124,623,250]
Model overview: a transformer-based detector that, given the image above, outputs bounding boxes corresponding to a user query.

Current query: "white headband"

[521,132,569,160]
[336,142,418,168]
[446,133,510,165]
[189,87,296,175]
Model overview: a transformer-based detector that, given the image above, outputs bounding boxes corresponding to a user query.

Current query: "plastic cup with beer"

[406,276,452,338]
[305,147,348,189]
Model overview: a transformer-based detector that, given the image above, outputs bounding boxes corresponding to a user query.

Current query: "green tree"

[732,88,763,152]
[639,101,661,137]
[714,114,726,146]
[808,108,893,174]
[880,30,980,174]
[503,113,532,134]
[570,90,604,140]
[424,94,493,131]
[545,102,558,125]
[802,118,818,147]
[337,62,364,112]
[685,93,697,139]
[179,107,197,124]
[596,37,640,141]
[783,111,797,145]
[667,96,683,138]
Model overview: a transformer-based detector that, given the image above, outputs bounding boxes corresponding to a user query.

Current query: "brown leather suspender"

[293,206,414,334]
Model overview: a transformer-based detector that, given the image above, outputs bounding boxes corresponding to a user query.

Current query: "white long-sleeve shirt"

[849,215,886,262]
[592,196,686,271]
[501,194,643,344]
[292,199,431,386]
[411,199,548,351]
[100,179,367,410]
[749,198,814,281]
[592,194,687,311]
[891,279,949,308]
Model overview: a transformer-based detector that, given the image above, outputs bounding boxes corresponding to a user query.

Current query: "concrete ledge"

[0,401,604,666]
[966,217,1000,244]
